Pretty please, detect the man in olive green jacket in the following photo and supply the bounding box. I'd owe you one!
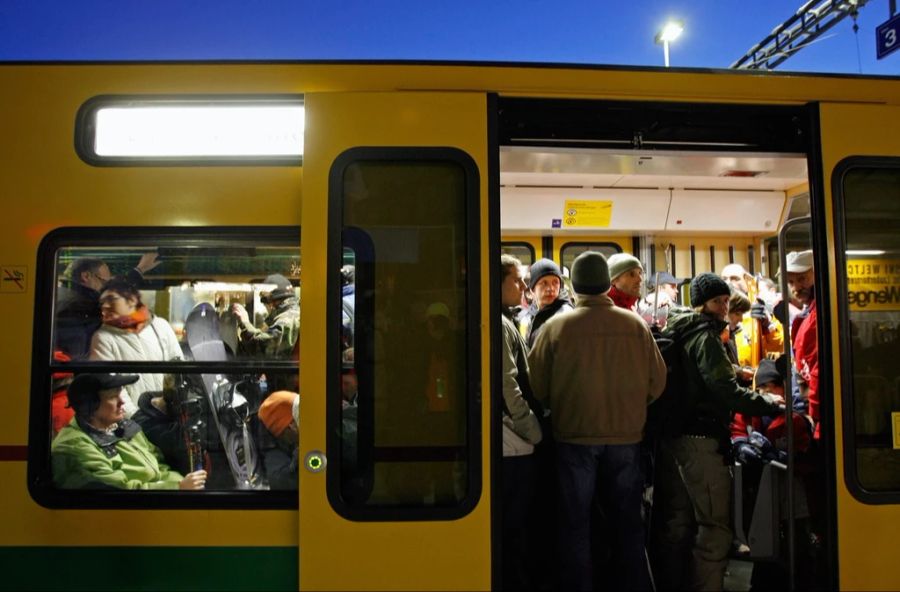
[528,251,666,591]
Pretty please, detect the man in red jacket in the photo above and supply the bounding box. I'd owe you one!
[786,250,820,439]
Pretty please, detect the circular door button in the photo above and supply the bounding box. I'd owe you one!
[304,450,327,473]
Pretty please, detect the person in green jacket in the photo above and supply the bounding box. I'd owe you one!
[649,273,785,592]
[52,373,207,490]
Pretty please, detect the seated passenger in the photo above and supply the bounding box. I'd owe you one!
[258,391,299,490]
[231,274,300,359]
[89,277,184,417]
[50,350,75,435]
[51,373,207,490]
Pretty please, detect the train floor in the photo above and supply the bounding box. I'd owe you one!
[723,559,753,592]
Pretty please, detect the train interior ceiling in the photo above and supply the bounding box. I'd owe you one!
[499,145,809,278]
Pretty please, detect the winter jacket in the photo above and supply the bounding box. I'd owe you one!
[792,300,819,438]
[238,297,300,358]
[89,315,184,417]
[731,314,785,368]
[51,417,184,490]
[523,298,573,350]
[667,310,782,443]
[528,293,666,445]
[54,268,146,360]
[501,314,543,457]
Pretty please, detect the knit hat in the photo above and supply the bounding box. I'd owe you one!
[607,253,643,281]
[690,273,731,307]
[259,391,300,437]
[528,258,563,290]
[754,356,787,388]
[260,274,294,304]
[571,252,611,295]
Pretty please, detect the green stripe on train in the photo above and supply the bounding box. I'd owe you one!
[0,546,297,591]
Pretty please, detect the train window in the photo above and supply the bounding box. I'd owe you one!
[835,158,900,499]
[328,148,481,520]
[560,241,622,273]
[75,96,304,166]
[501,242,535,266]
[29,227,301,508]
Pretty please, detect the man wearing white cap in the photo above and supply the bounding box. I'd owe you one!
[786,250,820,439]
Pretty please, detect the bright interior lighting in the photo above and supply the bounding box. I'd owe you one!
[846,250,886,256]
[658,21,684,43]
[94,104,304,157]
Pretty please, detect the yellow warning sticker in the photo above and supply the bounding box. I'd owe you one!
[893,412,900,450]
[562,200,613,228]
[0,265,26,293]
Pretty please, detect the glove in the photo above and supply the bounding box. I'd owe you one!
[733,438,762,464]
[751,299,769,322]
[749,430,778,461]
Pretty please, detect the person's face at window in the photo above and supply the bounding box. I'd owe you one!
[614,267,644,298]
[99,289,138,322]
[91,387,126,429]
[787,269,815,305]
[501,266,527,309]
[662,283,679,301]
[533,275,560,310]
[758,382,785,397]
[703,294,730,322]
[82,264,111,292]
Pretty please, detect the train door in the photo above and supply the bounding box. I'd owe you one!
[816,103,900,591]
[299,92,491,590]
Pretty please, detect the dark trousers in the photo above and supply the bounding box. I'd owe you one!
[556,442,650,592]
[502,454,537,591]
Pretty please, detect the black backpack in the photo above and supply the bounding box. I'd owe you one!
[644,321,711,442]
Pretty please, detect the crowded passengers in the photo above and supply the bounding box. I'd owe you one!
[500,251,819,591]
[50,256,301,492]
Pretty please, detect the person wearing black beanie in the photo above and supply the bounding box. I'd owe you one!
[521,258,573,349]
[648,272,785,591]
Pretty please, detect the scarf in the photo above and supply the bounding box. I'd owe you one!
[609,286,639,311]
[105,305,152,333]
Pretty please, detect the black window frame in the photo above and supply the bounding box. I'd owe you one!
[559,241,623,270]
[500,241,536,266]
[833,155,900,505]
[75,95,305,167]
[326,147,482,521]
[28,226,301,510]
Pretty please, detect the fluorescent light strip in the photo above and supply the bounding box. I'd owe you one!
[846,250,886,256]
[95,105,304,157]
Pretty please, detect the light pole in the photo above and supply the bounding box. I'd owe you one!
[655,20,684,67]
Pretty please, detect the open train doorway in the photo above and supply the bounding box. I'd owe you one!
[495,97,831,590]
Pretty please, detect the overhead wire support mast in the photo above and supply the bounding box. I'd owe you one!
[731,0,870,70]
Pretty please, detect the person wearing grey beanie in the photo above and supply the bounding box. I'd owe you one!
[606,253,644,311]
[528,249,666,591]
[521,258,573,349]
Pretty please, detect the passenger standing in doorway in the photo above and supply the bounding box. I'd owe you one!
[521,259,573,349]
[786,251,819,439]
[529,251,666,591]
[499,255,543,590]
[649,273,784,591]
[607,253,644,312]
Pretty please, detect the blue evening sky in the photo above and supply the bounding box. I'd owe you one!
[1,0,897,75]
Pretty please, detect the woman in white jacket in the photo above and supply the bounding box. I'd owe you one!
[89,277,183,418]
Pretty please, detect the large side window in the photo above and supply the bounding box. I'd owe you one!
[29,228,300,508]
[501,241,535,267]
[328,148,480,520]
[836,158,900,500]
[560,241,622,273]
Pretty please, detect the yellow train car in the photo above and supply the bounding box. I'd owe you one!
[0,62,899,590]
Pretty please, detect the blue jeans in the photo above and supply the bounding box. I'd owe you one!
[556,442,650,591]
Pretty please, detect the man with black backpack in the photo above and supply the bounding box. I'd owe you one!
[648,273,785,591]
